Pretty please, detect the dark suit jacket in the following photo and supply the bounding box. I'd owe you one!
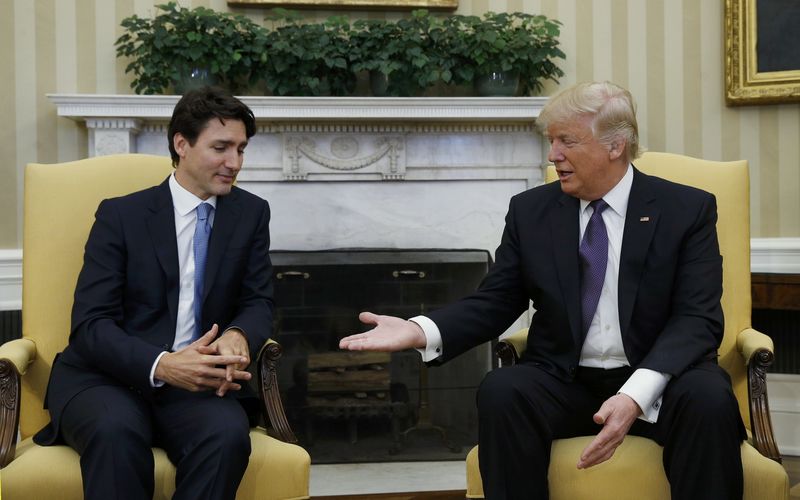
[35,177,274,445]
[428,167,724,382]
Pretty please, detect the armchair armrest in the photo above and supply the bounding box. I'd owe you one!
[0,339,36,375]
[738,327,774,363]
[0,338,36,468]
[256,339,297,444]
[737,328,781,463]
[495,329,529,367]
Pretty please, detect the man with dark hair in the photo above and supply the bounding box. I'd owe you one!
[167,87,257,166]
[34,86,273,500]
[340,81,745,500]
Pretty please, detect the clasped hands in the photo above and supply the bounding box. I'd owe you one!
[154,324,251,397]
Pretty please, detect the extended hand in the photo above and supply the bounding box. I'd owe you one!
[339,312,427,352]
[577,393,642,469]
[155,324,251,394]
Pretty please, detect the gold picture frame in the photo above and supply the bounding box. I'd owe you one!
[725,0,800,105]
[228,0,458,9]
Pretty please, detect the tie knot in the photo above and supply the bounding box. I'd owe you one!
[589,199,609,215]
[196,203,212,221]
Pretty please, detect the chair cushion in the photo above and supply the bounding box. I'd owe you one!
[1,430,310,500]
[466,437,788,500]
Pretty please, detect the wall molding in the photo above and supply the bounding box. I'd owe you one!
[2,237,800,311]
[0,249,22,311]
[751,237,800,274]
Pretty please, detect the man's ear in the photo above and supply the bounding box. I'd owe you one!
[608,139,625,161]
[173,133,188,160]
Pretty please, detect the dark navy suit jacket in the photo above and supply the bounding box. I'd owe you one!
[35,177,274,445]
[428,167,724,381]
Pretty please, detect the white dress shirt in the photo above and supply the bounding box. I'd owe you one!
[413,164,669,422]
[149,174,217,386]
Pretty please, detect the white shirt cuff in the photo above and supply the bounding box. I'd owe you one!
[410,315,443,362]
[618,368,671,423]
[150,351,168,388]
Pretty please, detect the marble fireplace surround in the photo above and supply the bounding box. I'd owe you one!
[49,95,548,256]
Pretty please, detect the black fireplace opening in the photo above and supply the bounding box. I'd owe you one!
[269,249,493,464]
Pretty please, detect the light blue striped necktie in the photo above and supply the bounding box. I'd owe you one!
[193,202,213,339]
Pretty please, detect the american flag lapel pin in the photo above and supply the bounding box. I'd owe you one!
[640,216,650,222]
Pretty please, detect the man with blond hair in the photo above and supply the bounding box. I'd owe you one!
[340,81,745,499]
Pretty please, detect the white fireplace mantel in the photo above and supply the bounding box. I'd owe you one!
[48,94,548,122]
[49,95,549,177]
[48,94,547,255]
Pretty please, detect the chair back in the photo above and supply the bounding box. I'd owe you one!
[546,152,752,426]
[21,154,174,439]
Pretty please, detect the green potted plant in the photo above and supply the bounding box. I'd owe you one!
[115,2,268,95]
[443,12,565,96]
[262,9,355,96]
[350,10,451,97]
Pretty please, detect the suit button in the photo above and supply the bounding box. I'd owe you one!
[162,344,170,350]
[568,365,576,375]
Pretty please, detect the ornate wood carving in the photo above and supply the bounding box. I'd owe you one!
[0,359,21,468]
[282,134,406,181]
[257,341,298,444]
[747,348,782,463]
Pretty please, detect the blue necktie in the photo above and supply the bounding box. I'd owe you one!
[579,199,609,336]
[193,202,213,338]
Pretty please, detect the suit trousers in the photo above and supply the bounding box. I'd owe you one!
[59,384,251,500]
[476,361,744,500]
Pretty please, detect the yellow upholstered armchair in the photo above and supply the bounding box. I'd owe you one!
[0,154,310,499]
[465,152,789,499]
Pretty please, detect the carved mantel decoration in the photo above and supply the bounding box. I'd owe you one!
[282,128,406,180]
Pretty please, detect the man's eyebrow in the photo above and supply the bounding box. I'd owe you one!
[213,139,249,147]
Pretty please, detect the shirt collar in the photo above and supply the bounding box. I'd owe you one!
[169,173,217,217]
[579,163,634,217]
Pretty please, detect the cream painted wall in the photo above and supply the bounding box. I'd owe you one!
[1,0,799,249]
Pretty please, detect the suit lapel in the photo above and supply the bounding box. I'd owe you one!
[618,168,659,338]
[203,188,242,302]
[145,179,180,327]
[550,193,582,346]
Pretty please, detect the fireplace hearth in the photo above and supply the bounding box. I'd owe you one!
[270,249,493,464]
